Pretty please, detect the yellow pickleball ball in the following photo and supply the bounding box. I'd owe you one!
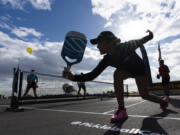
[26,48,33,54]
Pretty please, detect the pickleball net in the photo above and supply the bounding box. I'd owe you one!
[13,69,129,105]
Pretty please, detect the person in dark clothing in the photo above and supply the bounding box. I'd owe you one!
[157,59,170,102]
[77,73,86,96]
[23,69,38,98]
[63,30,168,123]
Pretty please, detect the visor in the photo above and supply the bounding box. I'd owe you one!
[90,38,98,45]
[90,31,115,45]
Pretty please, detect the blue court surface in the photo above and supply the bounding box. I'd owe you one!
[0,96,180,135]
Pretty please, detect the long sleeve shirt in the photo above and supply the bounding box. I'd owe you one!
[73,33,153,82]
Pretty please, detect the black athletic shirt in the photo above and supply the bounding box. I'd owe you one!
[73,33,153,82]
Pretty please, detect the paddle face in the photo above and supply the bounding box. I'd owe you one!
[61,31,87,67]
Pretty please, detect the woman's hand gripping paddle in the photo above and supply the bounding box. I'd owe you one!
[61,31,87,78]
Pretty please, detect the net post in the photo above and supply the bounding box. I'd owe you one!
[18,71,23,100]
[126,84,129,97]
[6,67,24,112]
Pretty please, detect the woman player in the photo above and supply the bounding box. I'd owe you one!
[63,30,168,123]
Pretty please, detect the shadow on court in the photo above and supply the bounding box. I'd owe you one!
[103,109,178,135]
[140,109,178,135]
[104,119,127,135]
[170,98,180,108]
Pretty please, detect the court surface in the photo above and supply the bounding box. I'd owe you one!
[0,96,180,135]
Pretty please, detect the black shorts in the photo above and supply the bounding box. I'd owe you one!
[162,77,170,86]
[127,64,146,77]
[27,82,37,89]
[124,55,147,77]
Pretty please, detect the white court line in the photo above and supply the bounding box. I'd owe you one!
[25,107,180,121]
[1,105,180,121]
[102,100,146,114]
[126,100,146,108]
[0,100,145,114]
[0,105,9,107]
[128,114,180,121]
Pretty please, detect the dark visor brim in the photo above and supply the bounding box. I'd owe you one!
[90,38,98,45]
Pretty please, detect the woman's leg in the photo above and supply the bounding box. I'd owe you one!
[114,69,131,108]
[78,86,81,95]
[163,84,170,97]
[162,77,170,97]
[135,76,164,104]
[33,87,38,98]
[83,85,86,96]
[111,69,130,122]
[23,86,31,97]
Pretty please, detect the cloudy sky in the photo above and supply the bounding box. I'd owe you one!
[0,0,180,95]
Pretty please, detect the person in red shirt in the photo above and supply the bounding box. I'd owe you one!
[157,59,170,102]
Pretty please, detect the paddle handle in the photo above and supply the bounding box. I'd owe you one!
[66,64,71,70]
[63,64,71,78]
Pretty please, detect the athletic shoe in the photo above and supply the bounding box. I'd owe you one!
[160,99,168,111]
[111,108,128,123]
[163,96,170,103]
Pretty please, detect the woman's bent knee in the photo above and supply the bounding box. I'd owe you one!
[140,93,149,100]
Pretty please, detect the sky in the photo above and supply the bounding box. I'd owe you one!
[0,0,180,96]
